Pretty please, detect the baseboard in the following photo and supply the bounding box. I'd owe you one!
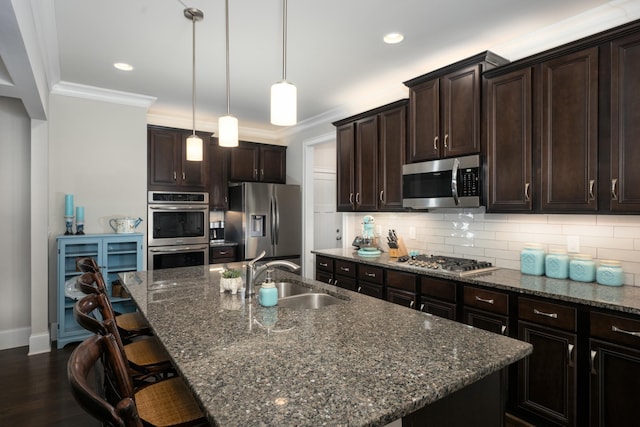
[28,331,51,355]
[0,327,30,350]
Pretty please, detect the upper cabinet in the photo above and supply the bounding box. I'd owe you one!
[148,125,209,191]
[228,141,286,183]
[209,138,229,210]
[404,52,508,162]
[334,100,408,212]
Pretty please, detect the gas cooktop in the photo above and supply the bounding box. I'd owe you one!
[398,254,498,276]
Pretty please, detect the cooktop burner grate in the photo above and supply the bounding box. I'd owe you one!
[403,254,497,276]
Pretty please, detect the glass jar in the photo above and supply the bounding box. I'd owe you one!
[521,243,545,276]
[569,254,596,282]
[545,249,569,279]
[259,282,278,307]
[596,260,624,287]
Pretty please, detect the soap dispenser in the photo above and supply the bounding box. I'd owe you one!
[259,269,278,307]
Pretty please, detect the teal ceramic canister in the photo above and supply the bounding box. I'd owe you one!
[596,260,624,287]
[259,282,278,307]
[569,254,596,282]
[545,249,569,279]
[521,243,546,276]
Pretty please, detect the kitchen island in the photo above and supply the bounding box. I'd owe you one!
[119,264,532,426]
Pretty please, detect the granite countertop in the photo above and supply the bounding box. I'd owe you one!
[313,248,640,316]
[120,264,532,427]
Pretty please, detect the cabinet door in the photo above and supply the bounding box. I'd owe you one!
[442,64,481,157]
[259,145,286,183]
[589,338,640,427]
[316,270,333,285]
[358,281,384,299]
[540,47,598,211]
[336,123,355,211]
[209,141,229,210]
[464,307,509,336]
[486,68,533,212]
[148,127,180,188]
[610,33,640,212]
[229,143,259,182]
[386,288,417,309]
[354,115,378,211]
[180,132,208,189]
[378,104,406,210]
[420,297,457,320]
[408,78,440,162]
[518,321,576,426]
[334,274,357,291]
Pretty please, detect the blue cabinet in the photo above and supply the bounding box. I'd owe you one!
[56,233,143,348]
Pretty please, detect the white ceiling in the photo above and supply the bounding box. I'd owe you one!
[2,0,639,135]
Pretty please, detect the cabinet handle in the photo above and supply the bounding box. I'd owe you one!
[589,179,595,200]
[590,349,598,375]
[261,169,264,178]
[433,136,438,151]
[475,296,494,305]
[254,169,258,179]
[319,262,328,267]
[533,308,558,319]
[501,325,507,335]
[410,300,415,309]
[327,278,334,285]
[355,193,360,204]
[611,178,618,200]
[379,190,384,202]
[349,193,354,204]
[224,196,228,204]
[219,251,228,255]
[420,303,425,311]
[340,266,350,272]
[612,325,640,338]
[524,183,531,202]
[366,272,376,278]
[357,286,362,293]
[182,172,186,181]
[444,134,449,149]
[173,171,177,181]
[568,343,575,368]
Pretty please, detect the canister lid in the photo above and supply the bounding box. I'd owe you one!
[572,253,593,260]
[523,243,544,250]
[548,249,567,255]
[599,259,621,267]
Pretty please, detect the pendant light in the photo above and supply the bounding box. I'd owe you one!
[184,7,204,161]
[218,0,239,147]
[270,0,297,126]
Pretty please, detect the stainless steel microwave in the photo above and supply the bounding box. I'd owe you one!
[402,154,481,209]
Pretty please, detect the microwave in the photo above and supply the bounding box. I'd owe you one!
[402,154,481,209]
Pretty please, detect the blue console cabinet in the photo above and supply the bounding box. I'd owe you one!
[56,233,143,348]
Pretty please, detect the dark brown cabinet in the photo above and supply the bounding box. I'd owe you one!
[485,68,533,212]
[463,286,510,335]
[385,269,417,309]
[540,47,599,212]
[517,297,578,426]
[405,52,507,162]
[608,32,640,212]
[333,259,357,291]
[419,276,458,321]
[228,142,286,183]
[357,264,384,299]
[315,255,334,284]
[148,126,208,191]
[334,100,407,212]
[208,140,229,210]
[589,311,640,427]
[209,245,237,264]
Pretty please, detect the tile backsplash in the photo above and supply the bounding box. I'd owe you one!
[345,209,640,286]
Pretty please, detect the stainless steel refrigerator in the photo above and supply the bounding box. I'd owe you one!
[225,182,301,261]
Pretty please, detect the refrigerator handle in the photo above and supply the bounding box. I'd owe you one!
[274,193,280,245]
[270,197,276,246]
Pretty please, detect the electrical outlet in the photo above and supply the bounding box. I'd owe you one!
[567,236,580,253]
[409,226,416,239]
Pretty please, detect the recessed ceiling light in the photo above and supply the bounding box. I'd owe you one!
[113,62,133,71]
[383,32,404,44]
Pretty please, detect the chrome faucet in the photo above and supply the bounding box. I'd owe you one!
[245,250,301,297]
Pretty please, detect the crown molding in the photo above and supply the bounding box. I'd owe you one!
[51,81,156,109]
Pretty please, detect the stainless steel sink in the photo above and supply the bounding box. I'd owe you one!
[277,293,344,310]
[273,281,313,298]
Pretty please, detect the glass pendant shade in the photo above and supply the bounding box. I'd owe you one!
[270,80,297,126]
[186,134,203,161]
[218,115,238,147]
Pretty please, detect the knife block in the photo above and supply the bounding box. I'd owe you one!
[388,237,408,258]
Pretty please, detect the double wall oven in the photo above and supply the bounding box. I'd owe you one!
[147,191,209,270]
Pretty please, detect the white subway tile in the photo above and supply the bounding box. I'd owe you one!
[613,227,640,239]
[496,259,520,270]
[484,213,511,222]
[596,215,640,226]
[562,224,613,237]
[581,236,634,250]
[548,214,597,225]
[453,246,485,257]
[474,239,509,250]
[485,248,521,260]
[596,248,640,263]
[508,214,549,224]
[485,222,523,232]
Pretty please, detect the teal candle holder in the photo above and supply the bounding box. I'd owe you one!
[64,216,74,235]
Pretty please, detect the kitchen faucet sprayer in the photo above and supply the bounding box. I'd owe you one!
[245,250,301,297]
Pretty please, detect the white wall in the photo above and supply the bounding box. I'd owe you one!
[345,210,640,287]
[48,94,148,328]
[0,97,32,349]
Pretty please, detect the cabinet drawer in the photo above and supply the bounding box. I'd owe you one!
[210,246,237,260]
[419,276,457,303]
[316,255,333,272]
[334,260,356,278]
[591,311,640,348]
[386,270,417,293]
[358,265,384,285]
[463,286,509,315]
[518,297,576,332]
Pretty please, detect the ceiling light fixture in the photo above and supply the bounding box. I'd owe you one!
[113,62,133,71]
[184,7,204,161]
[270,0,297,126]
[383,32,404,44]
[218,0,239,147]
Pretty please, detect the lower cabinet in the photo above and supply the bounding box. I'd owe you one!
[209,245,237,264]
[386,270,417,309]
[517,297,578,426]
[463,286,510,335]
[334,259,357,291]
[315,255,334,284]
[589,311,640,426]
[57,233,143,349]
[419,276,458,320]
[357,264,384,299]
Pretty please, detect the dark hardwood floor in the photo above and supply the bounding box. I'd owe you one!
[0,342,99,427]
